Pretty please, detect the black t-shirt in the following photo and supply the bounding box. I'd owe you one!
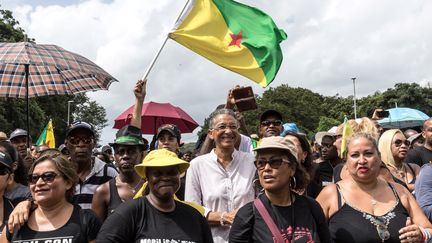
[229,194,332,243]
[405,146,432,166]
[317,161,334,187]
[96,197,214,243]
[7,204,101,242]
[1,197,14,235]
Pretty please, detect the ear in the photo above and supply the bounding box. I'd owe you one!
[208,129,215,140]
[11,162,18,171]
[422,131,426,139]
[65,180,74,191]
[7,173,14,185]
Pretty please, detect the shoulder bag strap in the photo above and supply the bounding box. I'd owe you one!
[254,198,285,243]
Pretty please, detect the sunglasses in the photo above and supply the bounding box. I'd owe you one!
[394,139,410,147]
[28,171,59,184]
[260,120,282,127]
[68,136,93,146]
[0,166,11,176]
[255,158,291,170]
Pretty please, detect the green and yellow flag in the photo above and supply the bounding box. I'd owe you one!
[169,0,287,87]
[36,119,55,148]
[340,116,353,159]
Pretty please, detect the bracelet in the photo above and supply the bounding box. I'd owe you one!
[220,212,226,226]
[419,226,431,242]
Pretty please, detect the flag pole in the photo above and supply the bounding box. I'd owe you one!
[141,0,191,80]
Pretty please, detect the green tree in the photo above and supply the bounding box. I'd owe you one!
[0,7,108,144]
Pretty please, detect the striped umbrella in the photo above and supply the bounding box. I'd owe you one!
[0,42,118,146]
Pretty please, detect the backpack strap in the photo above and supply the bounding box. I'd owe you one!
[254,198,285,243]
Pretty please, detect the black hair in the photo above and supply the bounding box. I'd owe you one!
[284,132,316,178]
[0,140,27,185]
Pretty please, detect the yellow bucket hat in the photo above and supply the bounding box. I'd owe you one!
[134,149,189,179]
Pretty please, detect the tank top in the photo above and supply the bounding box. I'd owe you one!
[329,183,409,243]
[107,178,123,216]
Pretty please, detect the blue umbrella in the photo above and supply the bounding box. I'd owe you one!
[378,107,430,129]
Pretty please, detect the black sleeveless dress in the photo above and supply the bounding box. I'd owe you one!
[329,183,409,243]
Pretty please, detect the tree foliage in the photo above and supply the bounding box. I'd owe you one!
[0,7,107,145]
[198,82,431,139]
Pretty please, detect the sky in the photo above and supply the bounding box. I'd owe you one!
[1,0,431,146]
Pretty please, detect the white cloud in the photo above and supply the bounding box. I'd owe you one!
[2,0,432,145]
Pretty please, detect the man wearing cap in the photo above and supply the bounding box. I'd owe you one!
[101,145,114,164]
[92,125,147,220]
[9,129,32,172]
[315,132,342,187]
[251,110,284,149]
[408,133,424,150]
[65,121,118,209]
[406,118,432,166]
[97,149,213,243]
[0,151,15,232]
[185,108,256,243]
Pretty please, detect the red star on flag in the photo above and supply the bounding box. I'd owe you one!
[229,31,243,48]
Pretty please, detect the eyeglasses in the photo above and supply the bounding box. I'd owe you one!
[28,171,59,184]
[68,136,93,146]
[260,120,282,127]
[394,139,410,147]
[255,158,291,170]
[0,166,11,176]
[212,124,239,131]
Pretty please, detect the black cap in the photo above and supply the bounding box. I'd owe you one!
[66,121,95,137]
[101,145,112,153]
[9,128,28,141]
[157,124,181,144]
[260,110,283,122]
[0,151,13,169]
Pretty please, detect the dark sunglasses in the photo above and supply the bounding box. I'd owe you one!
[68,136,93,146]
[260,120,282,127]
[255,158,291,170]
[394,139,410,147]
[28,171,59,184]
[0,166,11,176]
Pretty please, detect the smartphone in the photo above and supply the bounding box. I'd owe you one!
[377,110,390,118]
[232,86,257,112]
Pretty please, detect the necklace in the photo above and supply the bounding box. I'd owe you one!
[363,212,395,242]
[123,178,143,194]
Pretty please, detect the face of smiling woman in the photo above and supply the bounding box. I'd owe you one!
[146,166,180,201]
[29,160,73,206]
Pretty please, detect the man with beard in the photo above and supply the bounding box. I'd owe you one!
[92,125,146,220]
[406,118,432,166]
[65,121,118,209]
[315,133,343,187]
[9,129,33,173]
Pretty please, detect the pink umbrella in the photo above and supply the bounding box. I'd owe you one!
[113,101,199,134]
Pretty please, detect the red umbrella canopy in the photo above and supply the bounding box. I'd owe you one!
[113,101,199,134]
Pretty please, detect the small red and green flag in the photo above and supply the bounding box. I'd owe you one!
[169,0,287,87]
[36,119,55,148]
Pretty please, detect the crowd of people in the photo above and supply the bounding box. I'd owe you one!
[0,79,432,243]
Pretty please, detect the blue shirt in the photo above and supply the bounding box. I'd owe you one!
[415,164,432,221]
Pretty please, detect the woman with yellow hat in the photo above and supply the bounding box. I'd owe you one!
[96,149,213,242]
